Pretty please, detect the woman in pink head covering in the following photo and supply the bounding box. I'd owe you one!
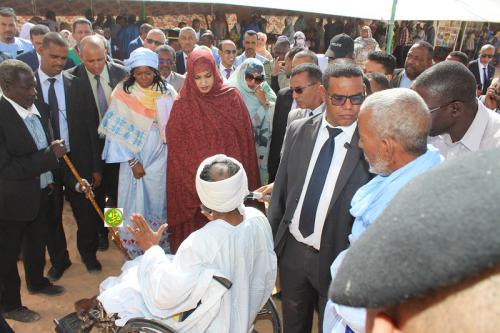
[166,47,261,252]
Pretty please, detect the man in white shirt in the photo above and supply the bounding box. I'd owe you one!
[413,60,500,160]
[268,62,371,333]
[392,41,433,88]
[94,155,277,332]
[218,39,236,81]
[0,7,33,58]
[234,30,269,68]
[287,63,325,128]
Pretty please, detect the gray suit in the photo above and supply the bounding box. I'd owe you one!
[268,114,371,332]
[286,104,326,129]
[168,71,186,93]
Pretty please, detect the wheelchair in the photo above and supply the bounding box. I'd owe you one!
[55,275,281,333]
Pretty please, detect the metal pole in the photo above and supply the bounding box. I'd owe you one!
[386,0,398,54]
[459,21,468,51]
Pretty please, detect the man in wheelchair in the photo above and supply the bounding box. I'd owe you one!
[56,155,277,332]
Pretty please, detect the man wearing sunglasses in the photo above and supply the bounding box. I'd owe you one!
[286,64,325,128]
[155,44,185,93]
[143,29,166,52]
[468,44,495,95]
[268,62,371,333]
[218,40,237,81]
[413,61,500,160]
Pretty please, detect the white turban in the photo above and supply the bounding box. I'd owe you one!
[195,154,249,214]
[125,47,159,71]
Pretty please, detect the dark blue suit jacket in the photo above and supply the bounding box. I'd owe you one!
[16,49,75,72]
[175,50,186,74]
[468,59,496,95]
[127,37,142,59]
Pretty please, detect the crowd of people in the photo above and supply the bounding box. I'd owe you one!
[0,5,500,333]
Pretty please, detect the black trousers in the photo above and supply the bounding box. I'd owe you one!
[0,188,52,312]
[279,234,327,333]
[95,162,120,237]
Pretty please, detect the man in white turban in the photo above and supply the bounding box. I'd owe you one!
[95,154,277,332]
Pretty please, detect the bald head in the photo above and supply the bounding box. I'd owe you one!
[80,35,105,53]
[80,35,107,76]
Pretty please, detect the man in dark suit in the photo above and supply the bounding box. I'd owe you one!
[175,27,197,75]
[35,32,102,280]
[268,62,371,333]
[126,23,152,59]
[16,24,75,71]
[468,44,496,95]
[268,50,318,183]
[0,59,66,322]
[67,35,128,250]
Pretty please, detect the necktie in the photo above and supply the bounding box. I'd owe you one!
[299,127,343,238]
[224,68,232,79]
[94,74,108,120]
[308,110,314,117]
[483,67,488,89]
[345,326,355,333]
[47,78,60,138]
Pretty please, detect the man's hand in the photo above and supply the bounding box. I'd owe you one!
[76,179,94,198]
[484,86,498,110]
[127,213,167,252]
[254,183,274,202]
[271,57,281,77]
[50,139,66,159]
[131,162,146,179]
[91,172,102,189]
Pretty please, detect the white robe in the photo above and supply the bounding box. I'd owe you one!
[98,207,277,332]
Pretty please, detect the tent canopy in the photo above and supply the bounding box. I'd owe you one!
[125,0,500,22]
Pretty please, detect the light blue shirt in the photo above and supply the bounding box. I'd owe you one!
[3,96,54,189]
[0,37,33,58]
[399,70,413,88]
[37,69,70,152]
[234,52,268,69]
[324,146,443,333]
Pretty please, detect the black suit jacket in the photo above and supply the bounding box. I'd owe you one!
[35,70,101,189]
[16,49,75,72]
[268,87,293,183]
[175,50,186,74]
[468,59,496,95]
[268,115,371,293]
[0,97,59,221]
[390,68,405,88]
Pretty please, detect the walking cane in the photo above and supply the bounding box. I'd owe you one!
[62,155,131,260]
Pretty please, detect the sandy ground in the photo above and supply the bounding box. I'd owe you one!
[7,202,321,332]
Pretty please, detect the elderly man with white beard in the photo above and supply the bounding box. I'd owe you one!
[69,155,277,332]
[323,88,443,333]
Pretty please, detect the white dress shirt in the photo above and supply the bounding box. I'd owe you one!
[289,115,357,250]
[429,102,500,160]
[218,63,235,80]
[37,68,70,151]
[478,61,489,87]
[399,70,413,88]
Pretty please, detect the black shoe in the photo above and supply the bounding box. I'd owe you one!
[97,233,109,251]
[47,260,72,282]
[84,258,102,273]
[28,284,65,296]
[3,306,41,322]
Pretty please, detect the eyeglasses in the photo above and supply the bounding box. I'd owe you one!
[146,38,164,46]
[245,73,265,84]
[223,49,237,55]
[480,54,494,59]
[428,100,462,113]
[290,82,317,95]
[328,93,365,106]
[159,59,174,65]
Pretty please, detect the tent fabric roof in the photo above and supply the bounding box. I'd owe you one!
[124,0,500,22]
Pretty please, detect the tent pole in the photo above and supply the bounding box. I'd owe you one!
[458,21,468,51]
[386,0,398,54]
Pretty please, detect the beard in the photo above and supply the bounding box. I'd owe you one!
[365,154,391,176]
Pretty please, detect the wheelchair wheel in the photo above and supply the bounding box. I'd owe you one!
[117,318,177,333]
[253,297,282,333]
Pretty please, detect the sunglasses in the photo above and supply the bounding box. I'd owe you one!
[223,49,237,55]
[159,59,174,65]
[290,82,316,95]
[480,54,494,58]
[146,38,164,46]
[245,73,265,84]
[428,100,463,113]
[329,93,365,106]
